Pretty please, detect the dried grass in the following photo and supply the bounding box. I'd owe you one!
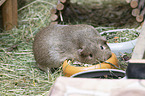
[0,0,61,95]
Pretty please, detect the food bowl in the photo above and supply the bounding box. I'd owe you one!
[63,53,119,77]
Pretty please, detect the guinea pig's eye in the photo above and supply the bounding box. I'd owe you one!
[100,46,104,50]
[89,54,93,57]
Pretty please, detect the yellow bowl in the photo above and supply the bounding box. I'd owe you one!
[62,53,119,77]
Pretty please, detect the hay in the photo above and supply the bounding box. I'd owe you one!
[0,0,61,95]
[0,0,141,95]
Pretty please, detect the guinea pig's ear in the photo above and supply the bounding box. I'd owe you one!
[78,48,83,55]
[78,46,86,56]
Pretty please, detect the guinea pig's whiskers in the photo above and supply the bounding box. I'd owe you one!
[104,61,120,69]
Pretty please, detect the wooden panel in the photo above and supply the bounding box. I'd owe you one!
[48,77,145,96]
[12,0,18,27]
[131,22,145,59]
[2,0,18,30]
[129,59,145,63]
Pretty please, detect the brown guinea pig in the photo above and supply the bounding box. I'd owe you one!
[33,24,112,73]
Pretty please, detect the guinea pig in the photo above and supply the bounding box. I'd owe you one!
[33,24,112,73]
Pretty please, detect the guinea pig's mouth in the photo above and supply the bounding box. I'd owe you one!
[92,54,113,65]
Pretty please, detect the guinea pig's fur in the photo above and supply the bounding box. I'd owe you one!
[33,24,112,72]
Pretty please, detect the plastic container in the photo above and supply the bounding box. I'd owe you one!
[107,39,137,56]
[100,29,139,56]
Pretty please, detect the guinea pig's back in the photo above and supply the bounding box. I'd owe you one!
[33,25,63,71]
